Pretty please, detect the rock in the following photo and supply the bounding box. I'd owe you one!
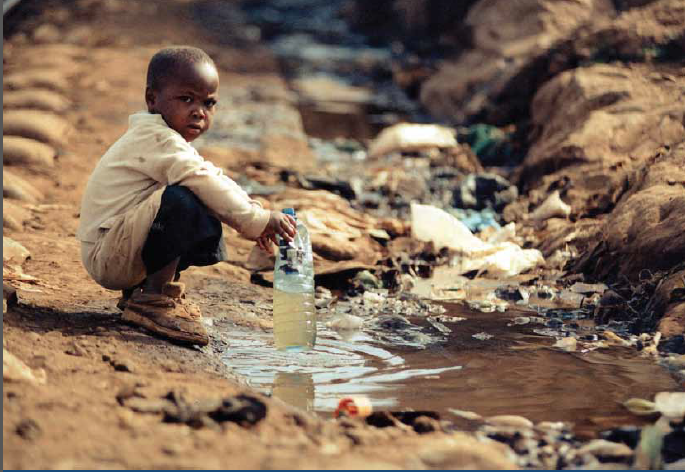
[16,419,42,440]
[417,433,518,470]
[3,69,70,92]
[578,439,634,460]
[3,283,18,314]
[486,415,534,429]
[3,89,72,114]
[517,64,685,190]
[3,136,56,167]
[420,0,616,124]
[448,408,482,421]
[3,237,31,265]
[32,23,63,43]
[3,348,47,385]
[109,356,136,373]
[575,143,685,280]
[453,173,518,212]
[3,110,72,147]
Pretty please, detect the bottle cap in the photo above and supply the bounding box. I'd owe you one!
[282,208,296,216]
[334,396,373,418]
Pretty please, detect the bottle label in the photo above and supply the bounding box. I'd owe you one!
[279,242,304,275]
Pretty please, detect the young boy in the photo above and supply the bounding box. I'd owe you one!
[77,46,295,346]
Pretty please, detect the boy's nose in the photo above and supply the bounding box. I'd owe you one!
[191,108,205,118]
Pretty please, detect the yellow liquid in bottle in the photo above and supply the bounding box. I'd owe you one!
[273,289,316,351]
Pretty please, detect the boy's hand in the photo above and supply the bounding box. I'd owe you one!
[256,211,296,254]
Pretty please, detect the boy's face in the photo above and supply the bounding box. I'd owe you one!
[146,61,219,142]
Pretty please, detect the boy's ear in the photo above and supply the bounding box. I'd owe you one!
[145,87,156,111]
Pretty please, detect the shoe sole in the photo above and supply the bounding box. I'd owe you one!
[122,309,209,346]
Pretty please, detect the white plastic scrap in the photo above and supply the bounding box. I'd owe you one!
[654,392,685,420]
[553,337,577,352]
[411,204,545,277]
[530,190,571,221]
[368,123,458,158]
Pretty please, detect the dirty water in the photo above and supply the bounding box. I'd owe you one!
[222,301,679,436]
[193,0,681,438]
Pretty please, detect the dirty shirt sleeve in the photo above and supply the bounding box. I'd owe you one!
[141,135,270,240]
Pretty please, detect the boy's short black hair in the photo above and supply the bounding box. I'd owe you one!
[146,46,216,91]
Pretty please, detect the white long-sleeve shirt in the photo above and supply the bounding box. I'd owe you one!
[77,112,270,243]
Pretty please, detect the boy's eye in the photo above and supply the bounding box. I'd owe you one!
[179,96,192,103]
[205,99,217,109]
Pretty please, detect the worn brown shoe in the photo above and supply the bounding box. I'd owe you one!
[121,288,208,346]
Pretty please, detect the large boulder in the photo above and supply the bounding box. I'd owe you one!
[515,63,685,193]
[419,0,685,126]
[575,142,685,280]
[420,0,615,124]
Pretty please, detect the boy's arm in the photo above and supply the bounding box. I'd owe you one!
[145,139,270,239]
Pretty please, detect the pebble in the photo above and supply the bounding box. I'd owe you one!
[15,418,42,440]
[577,439,633,459]
[472,332,493,341]
[448,408,482,421]
[485,415,534,429]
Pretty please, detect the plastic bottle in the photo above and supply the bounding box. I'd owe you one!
[273,208,316,351]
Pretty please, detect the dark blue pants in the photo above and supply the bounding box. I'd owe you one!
[141,185,227,277]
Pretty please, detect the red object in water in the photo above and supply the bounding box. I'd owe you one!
[334,396,373,418]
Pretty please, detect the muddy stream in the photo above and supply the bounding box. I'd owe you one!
[192,0,680,438]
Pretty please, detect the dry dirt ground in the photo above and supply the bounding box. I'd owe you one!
[2,0,521,469]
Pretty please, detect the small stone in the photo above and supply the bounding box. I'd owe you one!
[485,415,534,429]
[110,357,136,373]
[16,419,41,440]
[472,332,494,341]
[3,283,18,313]
[448,408,482,421]
[577,439,633,460]
[33,24,62,43]
[3,237,31,265]
[65,341,87,357]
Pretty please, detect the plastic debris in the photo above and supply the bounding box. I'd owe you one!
[459,123,518,166]
[450,207,501,232]
[411,204,544,277]
[368,123,457,158]
[553,337,577,352]
[472,332,494,341]
[530,190,571,221]
[654,392,685,420]
[326,314,364,331]
[453,173,518,212]
[334,396,373,418]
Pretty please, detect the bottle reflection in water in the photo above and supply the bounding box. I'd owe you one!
[272,372,315,412]
[274,208,316,351]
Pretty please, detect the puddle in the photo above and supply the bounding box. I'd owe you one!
[222,302,680,436]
